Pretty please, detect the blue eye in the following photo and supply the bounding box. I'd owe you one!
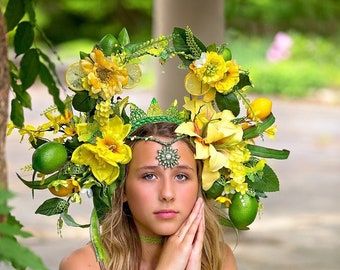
[143,173,156,181]
[175,174,188,181]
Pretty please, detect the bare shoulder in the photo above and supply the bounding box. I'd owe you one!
[59,244,100,270]
[222,242,237,270]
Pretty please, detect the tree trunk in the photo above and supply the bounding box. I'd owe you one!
[0,8,10,216]
[152,0,225,108]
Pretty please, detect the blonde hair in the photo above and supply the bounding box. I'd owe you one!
[100,122,226,269]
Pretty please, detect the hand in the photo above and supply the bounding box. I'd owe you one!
[156,197,205,270]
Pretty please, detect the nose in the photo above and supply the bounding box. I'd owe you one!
[159,178,175,202]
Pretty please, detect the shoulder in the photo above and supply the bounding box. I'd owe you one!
[222,242,237,270]
[59,244,100,270]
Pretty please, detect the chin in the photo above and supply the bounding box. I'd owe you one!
[152,224,179,236]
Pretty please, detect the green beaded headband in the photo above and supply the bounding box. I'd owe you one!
[129,98,185,134]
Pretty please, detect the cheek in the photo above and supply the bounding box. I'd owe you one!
[178,183,199,210]
[124,180,154,208]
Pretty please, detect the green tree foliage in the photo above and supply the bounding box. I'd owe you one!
[225,0,339,37]
[3,0,65,127]
[0,187,48,270]
[36,0,153,44]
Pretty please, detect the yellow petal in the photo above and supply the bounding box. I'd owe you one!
[202,160,220,191]
[208,145,229,171]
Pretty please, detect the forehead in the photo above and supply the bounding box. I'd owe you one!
[130,138,195,167]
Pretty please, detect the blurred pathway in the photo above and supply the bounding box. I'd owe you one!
[5,85,340,270]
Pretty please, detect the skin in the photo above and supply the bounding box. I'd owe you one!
[59,138,237,270]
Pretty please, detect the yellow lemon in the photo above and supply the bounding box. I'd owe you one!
[124,63,142,89]
[48,179,78,197]
[247,97,272,120]
[65,62,86,91]
[184,72,210,96]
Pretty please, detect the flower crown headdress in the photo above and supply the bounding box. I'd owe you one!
[9,26,289,262]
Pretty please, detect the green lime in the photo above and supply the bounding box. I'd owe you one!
[72,91,96,112]
[221,47,232,61]
[98,34,119,56]
[32,142,68,174]
[206,179,225,199]
[229,192,259,229]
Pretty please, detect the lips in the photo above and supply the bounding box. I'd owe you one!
[154,209,179,219]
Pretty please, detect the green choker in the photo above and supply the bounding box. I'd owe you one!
[139,235,164,244]
[128,135,186,168]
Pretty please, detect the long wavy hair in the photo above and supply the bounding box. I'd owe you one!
[100,122,226,269]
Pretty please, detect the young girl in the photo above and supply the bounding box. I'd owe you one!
[11,27,286,270]
[59,122,237,270]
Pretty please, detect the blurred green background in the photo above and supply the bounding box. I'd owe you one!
[2,0,339,98]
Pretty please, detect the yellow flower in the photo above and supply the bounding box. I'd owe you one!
[176,101,243,190]
[40,109,73,134]
[6,122,15,136]
[80,49,129,100]
[63,123,77,137]
[189,52,240,95]
[215,196,232,207]
[230,180,248,195]
[71,116,131,184]
[191,52,227,86]
[18,125,44,143]
[214,60,240,94]
[265,125,277,140]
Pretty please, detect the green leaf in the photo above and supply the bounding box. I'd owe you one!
[92,185,111,221]
[19,48,40,90]
[243,113,276,140]
[247,144,290,159]
[172,27,207,66]
[38,49,64,88]
[118,27,130,46]
[0,223,32,238]
[10,98,24,128]
[14,88,32,109]
[235,71,252,90]
[14,21,34,55]
[60,212,89,228]
[90,209,108,262]
[23,0,36,25]
[249,164,280,192]
[16,172,62,189]
[4,0,25,32]
[215,91,240,116]
[39,62,66,114]
[35,198,70,216]
[0,188,14,205]
[0,237,48,270]
[218,215,234,227]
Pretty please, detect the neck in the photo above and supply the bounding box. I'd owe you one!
[140,238,163,270]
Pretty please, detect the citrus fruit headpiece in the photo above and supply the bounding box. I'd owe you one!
[10,27,290,258]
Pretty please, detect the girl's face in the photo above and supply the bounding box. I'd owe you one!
[124,138,199,238]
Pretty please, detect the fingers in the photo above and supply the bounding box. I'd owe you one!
[176,197,204,243]
[156,198,205,270]
[182,200,205,270]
